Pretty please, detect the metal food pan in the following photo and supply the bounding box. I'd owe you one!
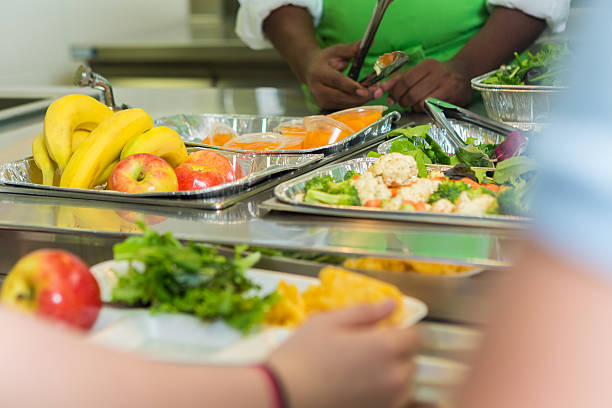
[377,119,505,156]
[471,70,566,131]
[156,112,400,156]
[274,157,528,229]
[0,148,323,209]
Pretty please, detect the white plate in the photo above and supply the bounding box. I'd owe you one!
[90,260,428,365]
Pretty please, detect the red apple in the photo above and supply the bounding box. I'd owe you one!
[0,250,101,330]
[108,153,178,193]
[184,150,238,182]
[115,210,167,226]
[175,163,225,191]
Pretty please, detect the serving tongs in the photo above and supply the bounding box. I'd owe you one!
[424,98,520,150]
[359,51,410,87]
[348,0,394,81]
[73,65,127,111]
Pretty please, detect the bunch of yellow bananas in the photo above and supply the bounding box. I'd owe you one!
[32,94,188,189]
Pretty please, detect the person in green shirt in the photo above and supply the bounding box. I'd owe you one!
[237,1,569,111]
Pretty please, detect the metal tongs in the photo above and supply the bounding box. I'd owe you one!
[359,51,410,87]
[348,0,394,81]
[73,65,126,111]
[424,98,520,150]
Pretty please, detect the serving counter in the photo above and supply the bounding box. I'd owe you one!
[0,86,524,324]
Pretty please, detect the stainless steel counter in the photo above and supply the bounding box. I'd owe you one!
[0,86,524,324]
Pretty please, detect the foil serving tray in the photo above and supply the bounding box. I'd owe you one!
[155,112,400,155]
[471,70,566,131]
[273,157,528,229]
[0,148,323,210]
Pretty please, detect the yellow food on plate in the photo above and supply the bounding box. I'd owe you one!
[265,267,404,327]
[343,257,475,275]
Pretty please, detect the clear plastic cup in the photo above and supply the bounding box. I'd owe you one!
[329,105,388,133]
[201,123,238,147]
[223,132,304,151]
[302,116,355,149]
[274,120,307,139]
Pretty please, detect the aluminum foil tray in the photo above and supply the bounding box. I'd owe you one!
[377,119,504,156]
[156,112,400,155]
[273,157,528,229]
[0,148,323,210]
[471,70,566,131]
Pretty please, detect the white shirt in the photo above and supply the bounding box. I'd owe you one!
[236,0,570,50]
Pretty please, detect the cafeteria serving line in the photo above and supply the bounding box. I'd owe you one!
[3,1,607,408]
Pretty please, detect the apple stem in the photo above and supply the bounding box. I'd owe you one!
[136,172,145,182]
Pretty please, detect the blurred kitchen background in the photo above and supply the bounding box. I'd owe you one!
[0,0,591,89]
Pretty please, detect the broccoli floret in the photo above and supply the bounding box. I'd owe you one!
[342,171,359,181]
[428,180,470,204]
[497,179,533,216]
[467,187,497,200]
[305,175,333,191]
[304,189,360,206]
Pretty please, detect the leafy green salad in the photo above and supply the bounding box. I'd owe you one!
[482,42,569,86]
[111,226,278,333]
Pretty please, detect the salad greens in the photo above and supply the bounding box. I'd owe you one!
[111,225,278,334]
[482,42,569,86]
[303,175,361,206]
[493,156,537,185]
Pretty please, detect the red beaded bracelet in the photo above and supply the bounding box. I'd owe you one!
[256,363,289,408]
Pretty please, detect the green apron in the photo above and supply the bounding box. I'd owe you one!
[305,0,488,110]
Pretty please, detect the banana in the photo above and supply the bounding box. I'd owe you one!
[71,129,91,153]
[32,133,56,186]
[60,108,153,189]
[120,126,188,167]
[93,160,118,187]
[43,94,113,172]
[77,122,98,132]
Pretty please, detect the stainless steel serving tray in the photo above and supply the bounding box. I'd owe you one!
[471,70,566,131]
[273,157,528,229]
[156,112,400,155]
[377,119,505,156]
[0,148,323,210]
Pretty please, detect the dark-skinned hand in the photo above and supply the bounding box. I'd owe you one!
[373,59,474,111]
[302,42,373,110]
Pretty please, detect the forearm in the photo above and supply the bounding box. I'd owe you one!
[263,5,320,83]
[0,309,270,408]
[451,6,546,79]
[457,242,612,408]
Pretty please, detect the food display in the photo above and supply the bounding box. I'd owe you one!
[0,249,102,330]
[84,228,418,334]
[198,106,387,152]
[374,124,528,168]
[344,258,476,276]
[482,42,569,87]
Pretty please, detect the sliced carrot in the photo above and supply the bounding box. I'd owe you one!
[484,183,500,193]
[461,177,480,189]
[364,199,382,208]
[403,200,427,212]
[390,187,400,198]
[353,174,360,180]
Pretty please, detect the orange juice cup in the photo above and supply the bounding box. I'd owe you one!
[329,105,388,133]
[202,123,237,146]
[223,132,292,151]
[302,116,355,150]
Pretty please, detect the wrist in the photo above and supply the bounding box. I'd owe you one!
[447,56,473,80]
[255,363,290,408]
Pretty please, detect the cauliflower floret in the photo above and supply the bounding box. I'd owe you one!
[398,179,441,203]
[367,153,418,187]
[427,170,445,180]
[431,199,455,213]
[350,172,391,204]
[453,192,497,216]
[381,195,403,211]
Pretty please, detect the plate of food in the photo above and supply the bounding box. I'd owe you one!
[89,228,428,365]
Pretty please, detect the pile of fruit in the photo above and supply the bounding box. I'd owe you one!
[33,94,239,193]
[201,106,387,151]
